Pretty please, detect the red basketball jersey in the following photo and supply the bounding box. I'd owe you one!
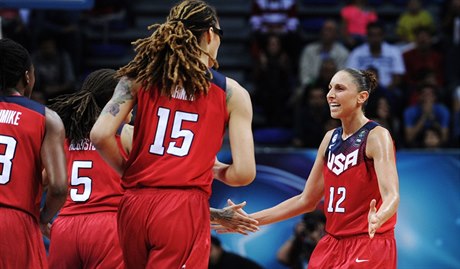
[0,96,46,221]
[123,69,229,196]
[323,121,397,237]
[58,137,125,216]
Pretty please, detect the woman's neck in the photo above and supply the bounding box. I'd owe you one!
[3,87,23,96]
[341,112,368,139]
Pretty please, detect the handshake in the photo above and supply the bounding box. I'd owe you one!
[210,199,259,235]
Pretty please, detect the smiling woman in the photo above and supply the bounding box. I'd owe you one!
[246,68,400,269]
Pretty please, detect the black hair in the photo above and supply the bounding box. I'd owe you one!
[343,68,378,94]
[0,38,32,93]
[49,69,119,142]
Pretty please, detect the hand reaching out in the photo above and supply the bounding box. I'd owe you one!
[368,199,381,239]
[211,199,259,235]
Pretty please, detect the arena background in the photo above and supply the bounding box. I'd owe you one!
[3,0,459,268]
[210,149,460,269]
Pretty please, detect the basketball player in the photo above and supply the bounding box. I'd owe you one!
[90,1,258,268]
[0,38,67,269]
[225,68,400,269]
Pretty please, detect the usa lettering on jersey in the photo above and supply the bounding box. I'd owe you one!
[327,148,359,175]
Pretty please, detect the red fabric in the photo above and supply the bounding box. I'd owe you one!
[308,231,396,269]
[58,137,123,216]
[48,212,124,269]
[0,96,46,221]
[323,122,397,237]
[118,188,211,269]
[123,78,228,196]
[0,208,48,269]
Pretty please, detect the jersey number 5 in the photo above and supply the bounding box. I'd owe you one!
[149,107,198,157]
[70,161,93,202]
[0,135,17,184]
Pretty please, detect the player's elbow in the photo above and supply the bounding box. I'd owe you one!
[230,167,256,186]
[90,126,110,148]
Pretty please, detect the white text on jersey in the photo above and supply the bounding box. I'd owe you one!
[69,139,96,151]
[0,109,22,126]
[327,149,359,175]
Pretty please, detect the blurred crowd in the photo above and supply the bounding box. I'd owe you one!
[1,0,459,150]
[249,0,459,149]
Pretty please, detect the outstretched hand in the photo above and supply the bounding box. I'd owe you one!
[211,199,259,235]
[368,199,381,239]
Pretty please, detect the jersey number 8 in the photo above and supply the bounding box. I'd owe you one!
[0,135,17,184]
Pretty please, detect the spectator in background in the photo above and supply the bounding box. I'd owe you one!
[346,22,406,91]
[249,0,301,63]
[31,32,76,102]
[253,34,294,128]
[209,236,263,269]
[29,10,83,74]
[276,210,326,269]
[250,0,299,34]
[298,19,349,89]
[396,0,435,46]
[0,8,32,49]
[404,84,451,147]
[340,0,378,49]
[421,126,444,149]
[291,58,338,111]
[365,66,404,126]
[367,95,401,146]
[403,26,444,98]
[440,0,460,95]
[292,84,338,148]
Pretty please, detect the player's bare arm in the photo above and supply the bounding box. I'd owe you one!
[250,130,332,226]
[121,124,134,156]
[218,78,255,186]
[366,126,400,238]
[101,77,135,117]
[40,108,68,225]
[91,77,138,175]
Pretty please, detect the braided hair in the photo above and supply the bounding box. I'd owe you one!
[117,0,219,101]
[0,38,32,94]
[49,69,119,142]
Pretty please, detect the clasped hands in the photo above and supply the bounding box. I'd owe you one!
[211,199,259,235]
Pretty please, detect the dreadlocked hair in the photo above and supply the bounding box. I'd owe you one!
[49,69,119,142]
[0,38,32,94]
[116,0,219,101]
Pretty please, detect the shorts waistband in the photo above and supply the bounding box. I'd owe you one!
[327,229,394,240]
[124,186,209,198]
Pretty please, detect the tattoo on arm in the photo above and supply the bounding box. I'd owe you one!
[101,78,134,117]
[226,84,233,104]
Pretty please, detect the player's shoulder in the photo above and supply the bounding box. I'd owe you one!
[1,96,46,116]
[367,124,394,148]
[209,69,227,91]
